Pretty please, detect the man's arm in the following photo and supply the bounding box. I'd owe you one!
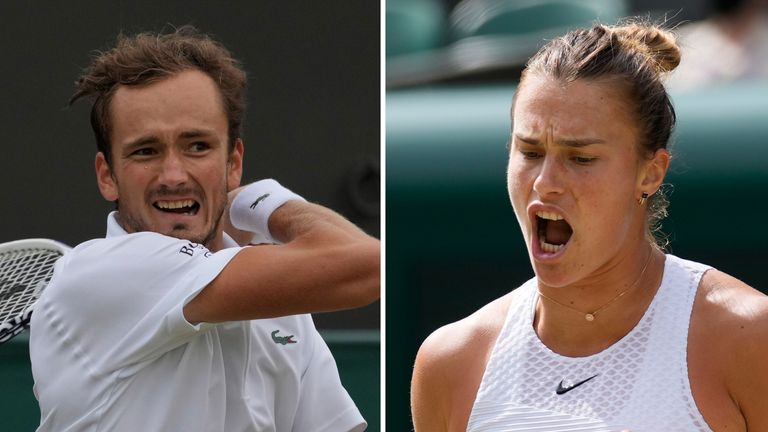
[184,182,379,323]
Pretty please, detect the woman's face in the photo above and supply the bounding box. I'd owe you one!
[508,75,664,288]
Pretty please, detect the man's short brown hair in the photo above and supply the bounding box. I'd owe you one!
[71,25,247,164]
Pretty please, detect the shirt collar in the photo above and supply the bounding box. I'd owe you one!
[105,211,238,248]
[106,211,127,238]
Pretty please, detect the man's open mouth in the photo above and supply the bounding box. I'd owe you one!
[153,199,200,216]
[536,210,573,253]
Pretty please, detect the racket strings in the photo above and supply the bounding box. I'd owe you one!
[0,248,62,339]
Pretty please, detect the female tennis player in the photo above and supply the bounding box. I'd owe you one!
[411,21,768,431]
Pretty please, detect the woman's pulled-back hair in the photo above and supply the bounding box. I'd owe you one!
[70,25,247,165]
[519,21,681,247]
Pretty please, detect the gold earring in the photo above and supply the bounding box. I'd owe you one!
[638,192,649,205]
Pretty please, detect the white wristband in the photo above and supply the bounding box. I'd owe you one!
[229,179,306,244]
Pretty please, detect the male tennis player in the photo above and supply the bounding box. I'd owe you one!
[28,27,378,431]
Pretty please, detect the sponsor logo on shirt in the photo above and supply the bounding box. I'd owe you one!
[271,329,297,345]
[178,242,213,258]
[555,374,598,395]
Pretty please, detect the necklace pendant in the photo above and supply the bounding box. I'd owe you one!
[585,313,595,322]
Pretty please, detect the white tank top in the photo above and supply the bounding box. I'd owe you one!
[467,255,712,432]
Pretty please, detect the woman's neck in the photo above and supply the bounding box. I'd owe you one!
[533,248,666,357]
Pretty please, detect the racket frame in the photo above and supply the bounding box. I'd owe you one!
[0,239,70,343]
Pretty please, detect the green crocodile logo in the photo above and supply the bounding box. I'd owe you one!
[271,330,297,345]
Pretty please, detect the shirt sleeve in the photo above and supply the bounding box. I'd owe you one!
[44,232,241,374]
[291,329,367,432]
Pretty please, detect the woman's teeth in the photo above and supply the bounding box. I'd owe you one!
[536,210,563,221]
[535,210,570,253]
[539,239,564,253]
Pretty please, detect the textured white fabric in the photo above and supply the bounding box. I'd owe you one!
[467,255,712,432]
[30,212,365,432]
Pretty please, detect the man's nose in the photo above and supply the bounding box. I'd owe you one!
[157,152,189,187]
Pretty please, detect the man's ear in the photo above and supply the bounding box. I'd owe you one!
[637,148,670,199]
[227,138,244,192]
[95,152,119,201]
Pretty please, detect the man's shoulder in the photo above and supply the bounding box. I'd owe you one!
[71,232,214,262]
[49,232,223,300]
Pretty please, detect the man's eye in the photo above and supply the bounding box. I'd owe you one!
[190,142,210,152]
[132,148,155,156]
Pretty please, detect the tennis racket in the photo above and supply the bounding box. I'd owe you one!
[0,239,70,344]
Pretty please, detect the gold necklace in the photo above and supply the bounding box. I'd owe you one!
[537,250,654,322]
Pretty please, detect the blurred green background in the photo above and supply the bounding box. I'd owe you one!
[386,0,768,430]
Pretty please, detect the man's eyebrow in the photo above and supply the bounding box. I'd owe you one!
[513,134,605,147]
[124,135,160,150]
[179,129,216,139]
[123,129,217,150]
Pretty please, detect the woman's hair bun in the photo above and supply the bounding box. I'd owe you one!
[612,23,681,73]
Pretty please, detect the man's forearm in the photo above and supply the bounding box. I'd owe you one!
[267,200,372,245]
[187,187,380,323]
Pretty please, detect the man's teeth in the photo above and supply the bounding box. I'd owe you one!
[536,210,564,221]
[156,200,195,209]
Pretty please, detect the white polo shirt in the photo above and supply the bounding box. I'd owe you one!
[30,212,366,432]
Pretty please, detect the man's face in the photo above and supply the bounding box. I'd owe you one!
[96,69,243,248]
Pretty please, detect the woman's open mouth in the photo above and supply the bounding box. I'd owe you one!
[535,210,573,253]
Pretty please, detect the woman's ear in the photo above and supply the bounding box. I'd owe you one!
[638,148,670,198]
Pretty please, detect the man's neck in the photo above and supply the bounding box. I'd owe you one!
[206,231,227,252]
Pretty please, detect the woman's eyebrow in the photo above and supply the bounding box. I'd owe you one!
[514,133,606,147]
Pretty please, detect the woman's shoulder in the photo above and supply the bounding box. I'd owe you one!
[416,287,527,365]
[411,289,522,431]
[690,267,768,429]
[692,267,768,358]
[695,268,768,333]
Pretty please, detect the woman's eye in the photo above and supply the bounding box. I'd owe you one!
[520,150,542,159]
[573,156,596,164]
